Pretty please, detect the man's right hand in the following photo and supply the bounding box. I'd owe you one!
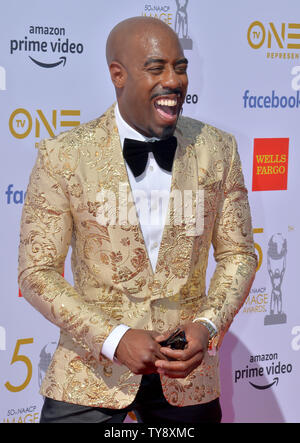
[115,329,168,374]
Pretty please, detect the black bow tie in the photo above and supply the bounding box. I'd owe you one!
[123,136,177,177]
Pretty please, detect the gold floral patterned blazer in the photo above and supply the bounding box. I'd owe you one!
[18,104,257,408]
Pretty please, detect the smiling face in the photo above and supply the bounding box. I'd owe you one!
[107,19,188,139]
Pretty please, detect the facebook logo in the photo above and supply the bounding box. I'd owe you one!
[243,89,300,109]
[0,66,6,90]
[5,184,26,204]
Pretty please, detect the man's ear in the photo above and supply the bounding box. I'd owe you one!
[109,61,127,89]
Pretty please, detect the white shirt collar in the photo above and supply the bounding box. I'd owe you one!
[114,103,159,149]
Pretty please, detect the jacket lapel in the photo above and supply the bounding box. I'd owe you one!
[151,122,200,300]
[96,105,153,299]
[96,107,199,301]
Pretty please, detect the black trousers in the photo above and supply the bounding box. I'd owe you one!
[40,374,222,423]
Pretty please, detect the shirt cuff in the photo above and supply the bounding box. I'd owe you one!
[101,324,131,363]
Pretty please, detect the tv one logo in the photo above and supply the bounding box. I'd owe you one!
[247,21,300,55]
[9,108,80,140]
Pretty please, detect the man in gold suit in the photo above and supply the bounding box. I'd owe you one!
[18,16,257,423]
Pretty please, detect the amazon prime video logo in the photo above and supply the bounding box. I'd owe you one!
[234,352,293,391]
[264,233,287,326]
[10,25,84,69]
[174,0,193,50]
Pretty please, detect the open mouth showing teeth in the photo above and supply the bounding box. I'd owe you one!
[154,97,179,120]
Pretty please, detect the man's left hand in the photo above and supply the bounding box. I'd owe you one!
[154,322,210,378]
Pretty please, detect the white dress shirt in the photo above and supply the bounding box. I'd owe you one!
[101,104,217,362]
[101,104,172,361]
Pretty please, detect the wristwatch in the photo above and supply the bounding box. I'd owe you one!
[193,318,218,351]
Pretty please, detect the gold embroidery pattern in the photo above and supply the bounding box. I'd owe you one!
[18,105,257,408]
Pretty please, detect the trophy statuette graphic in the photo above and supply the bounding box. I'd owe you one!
[264,233,287,325]
[174,0,193,50]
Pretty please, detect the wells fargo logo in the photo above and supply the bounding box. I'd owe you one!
[9,108,80,145]
[252,138,289,191]
[247,21,300,60]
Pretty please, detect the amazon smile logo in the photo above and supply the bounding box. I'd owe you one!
[10,25,84,68]
[249,377,279,390]
[28,56,66,68]
[234,352,293,391]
